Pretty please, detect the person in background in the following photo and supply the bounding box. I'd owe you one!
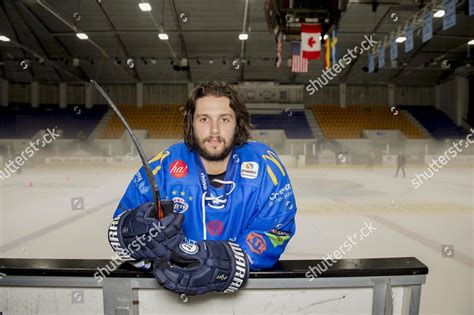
[394,150,406,178]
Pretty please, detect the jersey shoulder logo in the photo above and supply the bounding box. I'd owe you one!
[241,161,259,179]
[170,160,188,178]
[149,150,170,175]
[262,150,286,186]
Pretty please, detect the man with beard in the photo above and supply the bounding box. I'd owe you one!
[109,81,297,295]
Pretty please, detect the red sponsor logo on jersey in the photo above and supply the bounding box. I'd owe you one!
[170,160,188,178]
[245,232,267,255]
[207,220,224,236]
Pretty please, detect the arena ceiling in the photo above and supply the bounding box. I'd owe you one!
[0,0,473,86]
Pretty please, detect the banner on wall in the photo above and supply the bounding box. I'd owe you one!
[405,24,414,52]
[422,12,433,43]
[443,0,456,30]
[378,45,385,68]
[390,37,398,61]
[368,53,374,73]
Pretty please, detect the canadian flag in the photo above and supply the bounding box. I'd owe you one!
[301,24,321,60]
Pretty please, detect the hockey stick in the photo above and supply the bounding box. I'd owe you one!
[91,80,169,220]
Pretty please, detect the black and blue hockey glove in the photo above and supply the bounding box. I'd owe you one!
[152,240,249,295]
[108,201,184,261]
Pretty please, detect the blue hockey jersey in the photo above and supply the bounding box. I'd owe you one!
[114,141,297,270]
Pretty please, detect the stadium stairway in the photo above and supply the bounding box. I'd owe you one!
[401,110,432,138]
[304,109,324,140]
[89,109,113,140]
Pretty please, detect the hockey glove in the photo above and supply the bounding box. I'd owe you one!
[152,240,249,295]
[108,201,184,261]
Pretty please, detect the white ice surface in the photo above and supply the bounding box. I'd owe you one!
[0,163,472,314]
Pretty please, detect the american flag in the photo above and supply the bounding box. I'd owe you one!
[276,36,282,68]
[291,41,308,73]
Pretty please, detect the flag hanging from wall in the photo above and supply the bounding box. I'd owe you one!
[276,34,282,68]
[390,36,398,61]
[443,0,456,30]
[378,45,385,68]
[301,24,321,60]
[324,36,330,69]
[291,41,308,73]
[330,27,338,66]
[405,24,414,52]
[422,12,433,43]
[324,27,338,70]
[368,53,374,73]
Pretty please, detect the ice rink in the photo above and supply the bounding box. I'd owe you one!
[0,162,472,314]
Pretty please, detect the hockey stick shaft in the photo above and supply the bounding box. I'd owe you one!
[90,80,166,220]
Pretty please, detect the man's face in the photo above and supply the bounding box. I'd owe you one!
[192,96,237,161]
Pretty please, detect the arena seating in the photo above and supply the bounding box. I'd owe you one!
[311,105,425,139]
[101,107,314,140]
[399,105,467,139]
[5,103,456,142]
[0,103,107,139]
[251,111,313,139]
[101,105,183,139]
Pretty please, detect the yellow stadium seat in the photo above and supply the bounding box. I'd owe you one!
[311,105,425,139]
[101,104,183,139]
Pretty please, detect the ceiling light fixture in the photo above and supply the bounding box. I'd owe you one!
[158,32,168,40]
[139,2,152,12]
[433,10,445,18]
[396,36,406,43]
[76,33,88,40]
[239,33,248,40]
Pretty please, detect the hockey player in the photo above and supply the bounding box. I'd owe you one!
[108,81,297,295]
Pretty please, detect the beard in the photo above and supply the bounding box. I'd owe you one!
[193,134,235,162]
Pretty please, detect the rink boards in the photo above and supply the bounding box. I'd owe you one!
[0,257,428,315]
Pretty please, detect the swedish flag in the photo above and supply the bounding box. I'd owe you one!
[324,36,330,70]
[324,27,338,70]
[330,27,338,66]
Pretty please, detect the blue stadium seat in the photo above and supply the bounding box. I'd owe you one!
[0,104,108,139]
[400,106,467,139]
[251,111,313,139]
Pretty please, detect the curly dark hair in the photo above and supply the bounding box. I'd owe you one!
[182,81,253,149]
